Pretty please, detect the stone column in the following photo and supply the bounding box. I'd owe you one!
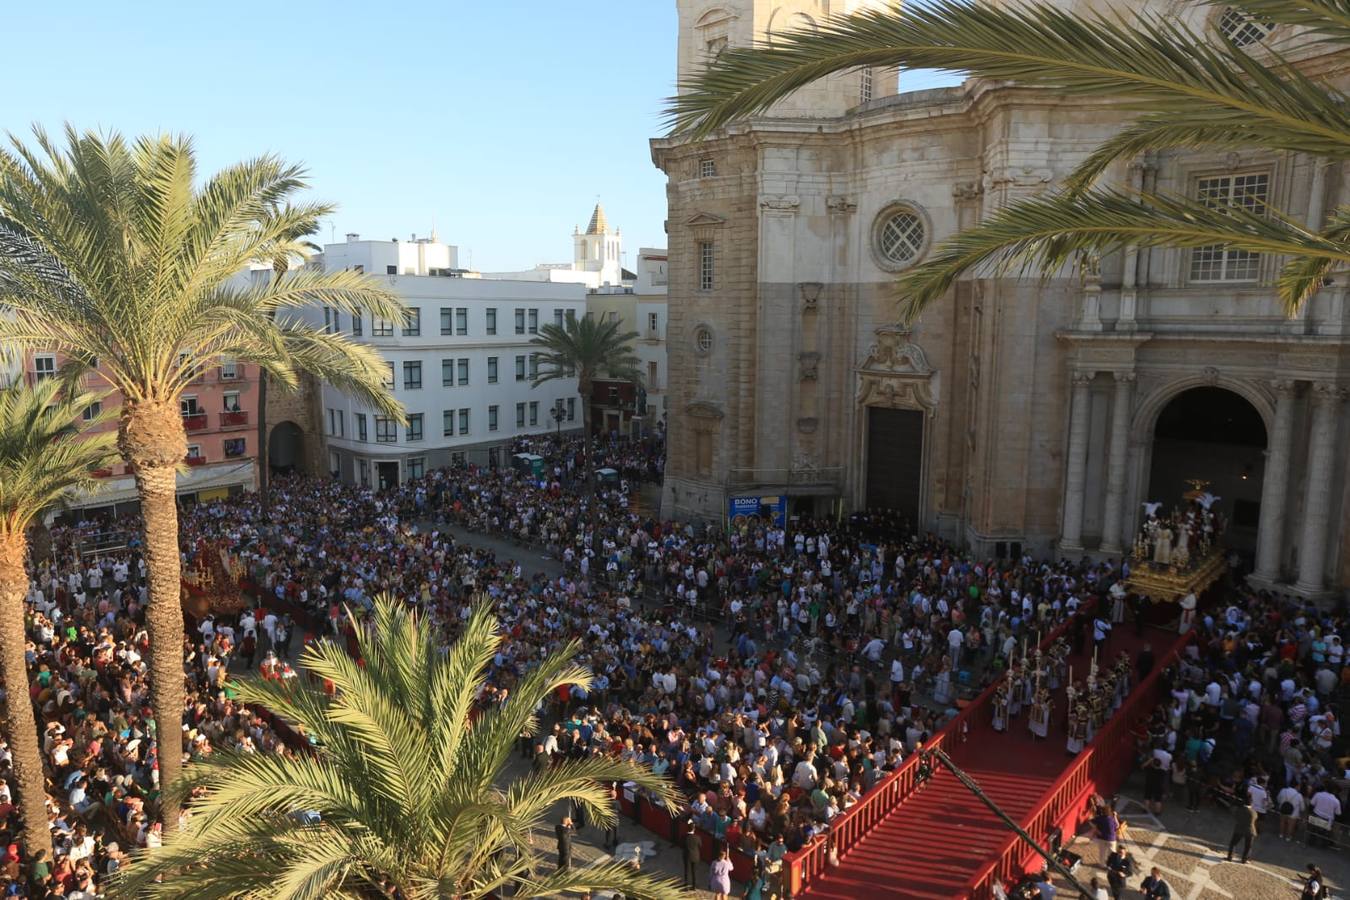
[1100,372,1136,554]
[1295,382,1344,592]
[1253,379,1297,582]
[1060,370,1095,551]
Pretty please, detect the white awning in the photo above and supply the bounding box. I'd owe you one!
[66,461,257,509]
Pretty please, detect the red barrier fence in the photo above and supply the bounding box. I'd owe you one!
[963,628,1194,899]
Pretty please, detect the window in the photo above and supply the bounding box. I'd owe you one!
[457,359,469,386]
[187,444,204,461]
[456,308,468,335]
[82,401,102,422]
[699,158,716,178]
[516,403,526,427]
[566,309,576,325]
[528,309,539,334]
[874,206,928,270]
[351,310,363,336]
[408,457,425,480]
[694,325,714,355]
[515,355,526,381]
[1190,172,1269,282]
[608,385,620,405]
[383,363,395,390]
[554,309,565,328]
[329,450,340,478]
[1216,6,1275,46]
[387,265,397,275]
[407,413,424,442]
[489,405,499,431]
[375,417,397,443]
[372,317,394,337]
[860,67,873,103]
[458,409,470,435]
[649,312,659,333]
[323,307,340,334]
[440,307,454,335]
[33,356,56,381]
[529,354,539,379]
[707,36,728,57]
[443,410,455,437]
[358,458,370,487]
[220,359,238,380]
[223,391,241,412]
[567,397,575,421]
[356,413,368,442]
[515,309,525,334]
[336,410,344,437]
[442,359,454,387]
[224,438,246,458]
[486,308,497,335]
[529,401,539,426]
[487,356,499,383]
[698,241,715,291]
[648,361,659,388]
[181,396,202,415]
[402,308,421,336]
[403,361,422,390]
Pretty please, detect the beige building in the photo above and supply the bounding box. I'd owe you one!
[585,247,670,434]
[653,0,1350,594]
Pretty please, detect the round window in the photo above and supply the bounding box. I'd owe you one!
[872,204,929,272]
[694,325,714,355]
[1216,7,1274,47]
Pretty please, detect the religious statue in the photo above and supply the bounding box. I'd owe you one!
[1153,525,1173,566]
[1173,527,1190,568]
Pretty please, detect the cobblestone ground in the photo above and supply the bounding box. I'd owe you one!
[1047,772,1347,900]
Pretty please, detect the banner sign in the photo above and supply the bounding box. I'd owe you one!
[728,495,787,529]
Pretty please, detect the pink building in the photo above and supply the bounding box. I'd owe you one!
[25,351,259,516]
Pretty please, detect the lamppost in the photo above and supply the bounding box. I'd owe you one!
[550,399,566,442]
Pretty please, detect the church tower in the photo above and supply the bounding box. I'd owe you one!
[573,203,624,287]
[675,0,897,119]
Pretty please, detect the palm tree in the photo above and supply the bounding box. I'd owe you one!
[667,0,1350,319]
[530,314,642,481]
[0,379,116,860]
[109,596,685,900]
[0,126,407,831]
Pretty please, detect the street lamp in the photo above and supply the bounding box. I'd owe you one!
[550,399,566,441]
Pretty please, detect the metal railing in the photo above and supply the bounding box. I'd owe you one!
[726,466,845,487]
[182,412,209,432]
[220,410,249,428]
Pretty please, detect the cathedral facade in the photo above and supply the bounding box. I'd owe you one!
[652,0,1350,594]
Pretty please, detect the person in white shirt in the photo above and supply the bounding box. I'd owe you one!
[1308,787,1342,848]
[1275,784,1304,840]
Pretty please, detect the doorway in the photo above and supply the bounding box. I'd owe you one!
[377,461,400,491]
[866,407,925,531]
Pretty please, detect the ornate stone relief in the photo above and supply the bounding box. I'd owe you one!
[826,195,857,214]
[799,282,823,311]
[684,400,725,420]
[798,351,821,382]
[1201,366,1220,385]
[952,181,983,203]
[760,195,800,211]
[856,326,936,412]
[796,417,818,434]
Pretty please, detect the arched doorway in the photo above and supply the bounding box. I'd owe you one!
[1147,387,1266,555]
[268,421,304,474]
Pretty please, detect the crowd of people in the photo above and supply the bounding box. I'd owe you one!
[2,432,1346,898]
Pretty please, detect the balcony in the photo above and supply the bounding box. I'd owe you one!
[182,412,209,432]
[90,467,114,479]
[220,410,249,428]
[184,454,207,467]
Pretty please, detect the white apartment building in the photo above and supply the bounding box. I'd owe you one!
[308,234,585,489]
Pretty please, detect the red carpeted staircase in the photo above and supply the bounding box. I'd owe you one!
[804,625,1168,899]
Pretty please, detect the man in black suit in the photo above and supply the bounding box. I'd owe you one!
[556,816,575,871]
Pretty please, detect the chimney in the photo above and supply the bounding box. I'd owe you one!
[345,232,360,242]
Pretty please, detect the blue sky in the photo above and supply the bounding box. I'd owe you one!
[7,0,960,271]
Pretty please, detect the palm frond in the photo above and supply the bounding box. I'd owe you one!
[666,0,1350,166]
[894,187,1350,320]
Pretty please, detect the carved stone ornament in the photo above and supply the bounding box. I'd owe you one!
[796,417,819,434]
[760,195,800,211]
[1202,366,1220,386]
[799,351,821,382]
[826,195,857,214]
[799,282,823,311]
[952,181,983,203]
[856,325,936,412]
[684,400,725,420]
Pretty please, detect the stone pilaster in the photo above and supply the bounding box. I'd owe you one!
[1060,369,1095,551]
[1099,372,1135,553]
[1252,379,1297,582]
[1295,382,1345,592]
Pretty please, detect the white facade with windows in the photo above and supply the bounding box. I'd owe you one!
[308,235,584,487]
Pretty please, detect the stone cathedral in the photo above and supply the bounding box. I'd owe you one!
[652,0,1350,594]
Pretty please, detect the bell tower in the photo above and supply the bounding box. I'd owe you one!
[675,0,897,119]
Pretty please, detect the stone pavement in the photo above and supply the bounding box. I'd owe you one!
[1047,772,1347,900]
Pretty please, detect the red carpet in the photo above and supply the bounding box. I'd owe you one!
[805,624,1171,899]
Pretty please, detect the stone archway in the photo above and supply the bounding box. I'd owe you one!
[267,421,304,474]
[1145,386,1268,555]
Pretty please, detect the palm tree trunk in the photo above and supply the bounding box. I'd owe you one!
[0,533,53,861]
[579,378,593,485]
[119,400,188,834]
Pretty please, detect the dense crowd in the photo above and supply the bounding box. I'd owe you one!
[2,433,1346,898]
